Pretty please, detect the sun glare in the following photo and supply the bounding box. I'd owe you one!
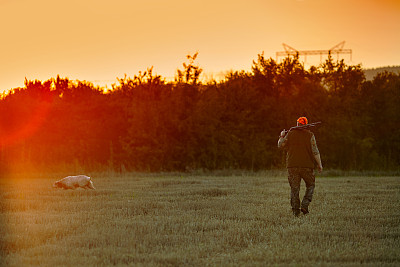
[1,101,53,149]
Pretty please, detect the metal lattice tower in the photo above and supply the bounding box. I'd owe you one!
[276,41,352,63]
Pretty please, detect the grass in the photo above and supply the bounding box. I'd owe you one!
[0,172,399,266]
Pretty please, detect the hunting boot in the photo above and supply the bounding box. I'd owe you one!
[301,207,309,215]
[292,208,301,217]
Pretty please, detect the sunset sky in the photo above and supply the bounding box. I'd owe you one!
[1,0,399,92]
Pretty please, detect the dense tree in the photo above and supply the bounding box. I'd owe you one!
[1,54,399,173]
[358,71,400,169]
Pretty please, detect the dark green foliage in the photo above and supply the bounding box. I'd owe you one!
[1,55,399,172]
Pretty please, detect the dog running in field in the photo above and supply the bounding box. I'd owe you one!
[53,175,95,190]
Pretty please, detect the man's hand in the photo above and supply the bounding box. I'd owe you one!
[317,165,323,173]
[277,130,288,148]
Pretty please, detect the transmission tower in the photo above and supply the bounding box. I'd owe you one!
[276,41,352,63]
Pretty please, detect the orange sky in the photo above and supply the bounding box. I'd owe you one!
[1,0,399,92]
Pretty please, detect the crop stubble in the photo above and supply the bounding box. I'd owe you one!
[0,173,399,266]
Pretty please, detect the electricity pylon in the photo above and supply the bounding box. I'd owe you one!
[276,41,352,63]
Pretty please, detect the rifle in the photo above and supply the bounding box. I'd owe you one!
[282,121,322,136]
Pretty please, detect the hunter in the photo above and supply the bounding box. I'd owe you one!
[278,117,323,217]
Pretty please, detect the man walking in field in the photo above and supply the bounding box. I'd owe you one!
[278,117,323,217]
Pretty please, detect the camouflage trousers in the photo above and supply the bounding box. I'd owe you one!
[287,167,315,214]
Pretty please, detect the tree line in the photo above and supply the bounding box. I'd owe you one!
[1,53,399,173]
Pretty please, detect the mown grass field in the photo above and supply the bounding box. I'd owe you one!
[1,172,399,266]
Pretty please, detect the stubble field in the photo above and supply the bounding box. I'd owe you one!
[0,172,399,266]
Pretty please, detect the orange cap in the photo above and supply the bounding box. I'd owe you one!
[297,117,308,125]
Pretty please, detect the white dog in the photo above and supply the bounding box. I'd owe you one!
[53,175,95,190]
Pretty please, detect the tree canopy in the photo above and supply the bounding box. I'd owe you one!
[1,54,399,173]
